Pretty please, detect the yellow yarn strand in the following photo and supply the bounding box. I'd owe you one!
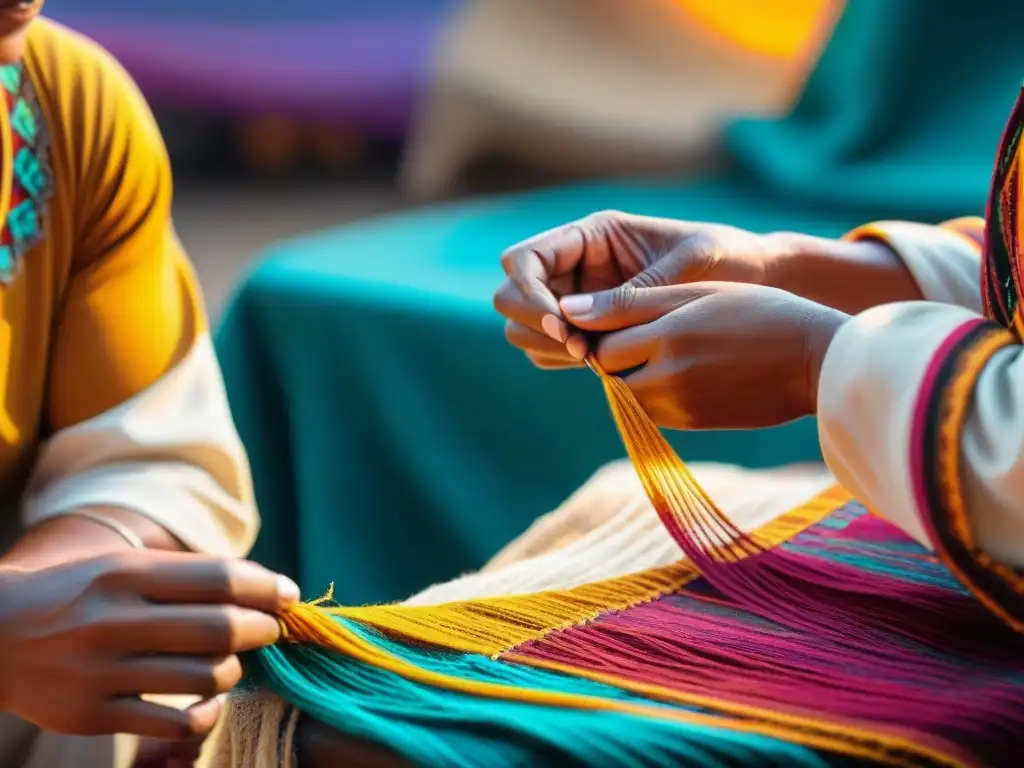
[293,489,844,658]
[332,564,697,658]
[590,357,769,559]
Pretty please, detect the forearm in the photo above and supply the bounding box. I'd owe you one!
[1,507,185,570]
[769,233,924,315]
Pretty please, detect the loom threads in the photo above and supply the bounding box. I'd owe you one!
[250,363,1024,767]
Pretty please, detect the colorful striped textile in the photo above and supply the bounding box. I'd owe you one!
[245,487,1024,767]
[222,260,1024,767]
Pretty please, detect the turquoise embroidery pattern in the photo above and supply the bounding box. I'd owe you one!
[0,61,53,285]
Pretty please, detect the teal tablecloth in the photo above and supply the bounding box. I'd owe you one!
[216,0,1022,604]
[218,178,851,604]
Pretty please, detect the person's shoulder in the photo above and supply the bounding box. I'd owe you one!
[26,18,131,94]
[26,18,161,134]
[25,19,167,166]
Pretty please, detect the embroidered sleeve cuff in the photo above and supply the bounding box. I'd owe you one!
[819,300,1024,631]
[908,319,1024,630]
[844,220,983,311]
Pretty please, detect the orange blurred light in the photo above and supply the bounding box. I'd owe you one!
[675,0,843,60]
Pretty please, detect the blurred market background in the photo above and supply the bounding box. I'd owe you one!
[40,0,1024,602]
[45,0,847,315]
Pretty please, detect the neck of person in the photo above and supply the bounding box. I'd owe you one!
[0,26,28,65]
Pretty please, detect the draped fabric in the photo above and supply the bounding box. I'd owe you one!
[726,0,1024,220]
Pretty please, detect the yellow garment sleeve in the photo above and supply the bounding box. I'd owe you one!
[44,53,203,430]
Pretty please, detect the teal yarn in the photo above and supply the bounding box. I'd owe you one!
[246,619,836,767]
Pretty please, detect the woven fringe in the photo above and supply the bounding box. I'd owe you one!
[212,693,291,768]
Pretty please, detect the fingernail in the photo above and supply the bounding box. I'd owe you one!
[541,314,568,342]
[566,335,588,360]
[277,575,301,608]
[560,294,594,317]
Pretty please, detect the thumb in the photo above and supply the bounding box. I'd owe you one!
[560,284,708,331]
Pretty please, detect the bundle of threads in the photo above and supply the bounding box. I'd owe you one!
[240,359,1024,768]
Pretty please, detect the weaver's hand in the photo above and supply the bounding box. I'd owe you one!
[494,212,787,368]
[567,282,848,429]
[0,551,299,741]
[494,211,914,368]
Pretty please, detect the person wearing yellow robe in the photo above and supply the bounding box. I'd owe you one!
[0,6,297,767]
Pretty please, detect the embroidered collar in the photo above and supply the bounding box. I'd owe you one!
[0,60,53,285]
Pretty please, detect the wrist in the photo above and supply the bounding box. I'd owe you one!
[0,507,185,571]
[764,232,921,314]
[0,516,135,571]
[802,308,849,415]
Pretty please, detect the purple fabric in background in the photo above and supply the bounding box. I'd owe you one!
[43,0,459,137]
